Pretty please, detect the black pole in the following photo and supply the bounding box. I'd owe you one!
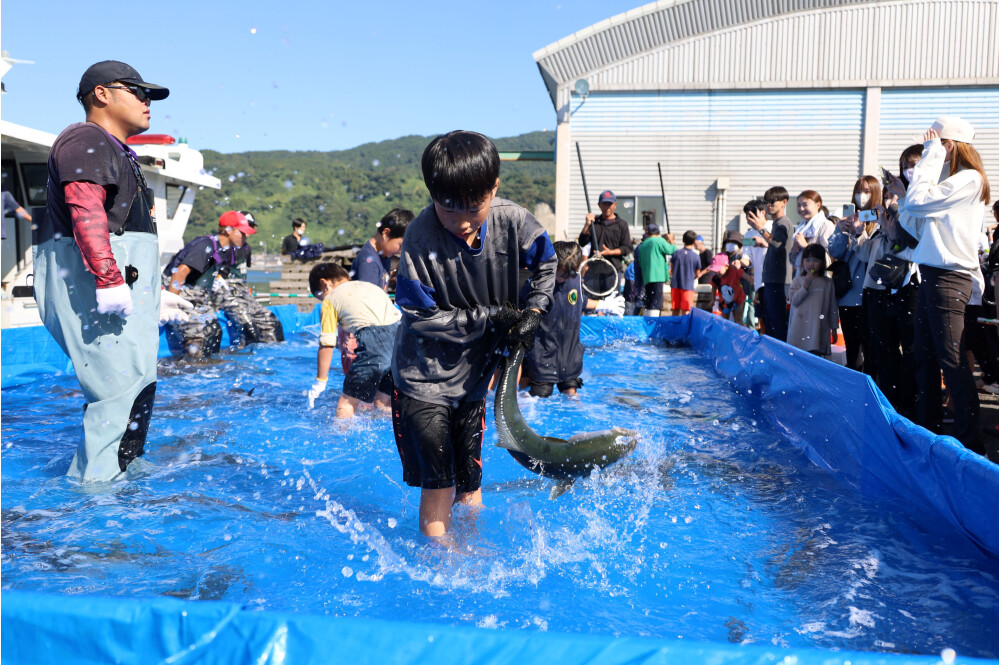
[576,142,591,214]
[657,162,671,235]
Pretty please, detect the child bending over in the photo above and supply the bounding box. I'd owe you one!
[307,262,400,418]
[520,241,624,397]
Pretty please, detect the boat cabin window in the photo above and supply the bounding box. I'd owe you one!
[19,164,48,207]
[165,184,188,221]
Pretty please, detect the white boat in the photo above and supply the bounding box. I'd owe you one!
[1,57,221,328]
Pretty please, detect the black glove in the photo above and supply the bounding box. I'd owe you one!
[508,308,542,350]
[488,303,519,336]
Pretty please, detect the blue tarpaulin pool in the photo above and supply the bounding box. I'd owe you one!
[2,308,996,664]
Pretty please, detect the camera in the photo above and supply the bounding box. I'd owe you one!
[858,209,878,223]
[743,199,766,218]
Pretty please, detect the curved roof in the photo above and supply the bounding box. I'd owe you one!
[534,0,999,108]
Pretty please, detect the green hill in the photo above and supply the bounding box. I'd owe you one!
[187,131,555,251]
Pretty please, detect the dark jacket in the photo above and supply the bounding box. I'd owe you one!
[392,198,557,406]
[762,215,795,285]
[578,216,633,272]
[520,275,585,385]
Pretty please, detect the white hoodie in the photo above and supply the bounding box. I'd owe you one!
[899,138,986,294]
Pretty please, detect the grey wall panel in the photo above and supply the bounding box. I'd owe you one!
[566,90,866,246]
[536,0,997,104]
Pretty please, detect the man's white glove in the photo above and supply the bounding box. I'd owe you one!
[95,284,134,317]
[595,293,625,316]
[307,377,328,409]
[160,290,194,324]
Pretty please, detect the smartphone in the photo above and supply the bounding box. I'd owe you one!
[858,209,878,223]
[843,203,856,218]
[880,167,894,188]
[743,237,755,247]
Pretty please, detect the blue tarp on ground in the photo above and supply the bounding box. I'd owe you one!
[2,308,997,665]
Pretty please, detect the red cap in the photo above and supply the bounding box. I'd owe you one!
[218,210,256,235]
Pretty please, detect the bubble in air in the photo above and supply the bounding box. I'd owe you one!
[342,567,353,577]
[228,175,236,182]
[58,268,70,279]
[338,229,345,236]
[428,251,437,260]
[372,159,380,167]
[284,180,294,189]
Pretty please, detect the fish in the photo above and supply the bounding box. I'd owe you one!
[494,343,638,482]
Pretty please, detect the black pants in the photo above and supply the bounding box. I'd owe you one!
[838,304,871,374]
[913,267,981,452]
[964,304,999,385]
[762,284,788,342]
[865,285,918,419]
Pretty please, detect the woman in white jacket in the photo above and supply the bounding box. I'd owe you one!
[899,116,990,453]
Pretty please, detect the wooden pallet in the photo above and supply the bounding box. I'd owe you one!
[256,249,359,312]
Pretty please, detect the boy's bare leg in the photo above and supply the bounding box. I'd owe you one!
[373,391,391,414]
[420,486,456,537]
[335,394,362,419]
[454,488,483,507]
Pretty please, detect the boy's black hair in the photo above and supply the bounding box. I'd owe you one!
[801,243,828,273]
[682,230,698,246]
[553,241,584,275]
[292,218,306,230]
[763,186,789,203]
[376,208,414,239]
[308,262,350,298]
[421,130,500,210]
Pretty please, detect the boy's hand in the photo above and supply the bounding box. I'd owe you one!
[508,309,542,350]
[307,377,328,409]
[489,303,519,335]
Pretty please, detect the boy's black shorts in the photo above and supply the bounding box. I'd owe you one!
[643,282,665,311]
[390,386,485,493]
[528,377,583,398]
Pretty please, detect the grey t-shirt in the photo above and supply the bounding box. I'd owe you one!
[762,215,795,285]
[391,198,557,406]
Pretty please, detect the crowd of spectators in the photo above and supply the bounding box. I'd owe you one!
[584,116,996,456]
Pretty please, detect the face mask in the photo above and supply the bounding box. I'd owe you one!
[854,193,870,208]
[725,243,738,253]
[904,168,914,182]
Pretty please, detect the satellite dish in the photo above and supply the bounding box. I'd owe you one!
[573,79,590,97]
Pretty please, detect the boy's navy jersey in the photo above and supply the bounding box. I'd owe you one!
[670,248,701,290]
[519,275,585,385]
[352,241,391,289]
[392,198,557,406]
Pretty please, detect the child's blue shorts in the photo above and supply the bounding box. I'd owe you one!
[342,322,398,403]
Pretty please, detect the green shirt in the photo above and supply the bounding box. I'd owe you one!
[637,236,675,283]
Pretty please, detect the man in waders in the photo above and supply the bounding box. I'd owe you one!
[161,210,259,357]
[34,61,168,481]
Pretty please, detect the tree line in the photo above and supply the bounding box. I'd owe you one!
[187,131,556,251]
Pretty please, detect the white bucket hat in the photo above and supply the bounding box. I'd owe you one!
[914,115,976,143]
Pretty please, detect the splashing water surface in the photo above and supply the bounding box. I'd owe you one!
[1,336,996,658]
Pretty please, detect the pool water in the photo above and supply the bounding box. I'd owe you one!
[2,332,997,658]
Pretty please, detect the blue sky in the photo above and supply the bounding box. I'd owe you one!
[2,0,641,154]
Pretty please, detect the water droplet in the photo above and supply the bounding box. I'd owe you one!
[228,175,236,182]
[342,566,353,577]
[372,159,380,167]
[284,180,294,189]
[387,518,397,528]
[338,229,345,236]
[75,168,83,174]
[428,251,437,260]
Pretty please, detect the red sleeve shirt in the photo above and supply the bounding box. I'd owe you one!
[64,181,124,289]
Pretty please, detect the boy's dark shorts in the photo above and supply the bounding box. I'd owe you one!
[390,387,485,493]
[643,282,665,310]
[528,377,583,398]
[342,322,398,403]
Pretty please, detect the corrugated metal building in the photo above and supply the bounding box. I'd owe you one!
[534,0,999,247]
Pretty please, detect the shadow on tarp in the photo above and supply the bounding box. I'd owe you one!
[2,309,997,665]
[581,310,998,559]
[2,591,993,665]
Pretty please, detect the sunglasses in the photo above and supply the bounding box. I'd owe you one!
[102,84,151,103]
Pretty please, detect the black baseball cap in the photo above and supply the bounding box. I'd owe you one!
[77,60,169,101]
